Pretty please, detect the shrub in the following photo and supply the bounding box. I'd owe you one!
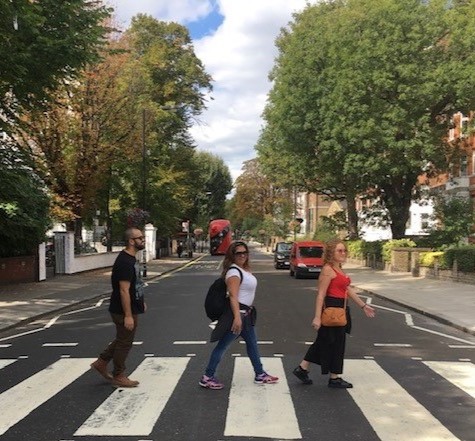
[382,239,416,262]
[443,246,475,273]
[419,251,444,267]
[347,240,364,258]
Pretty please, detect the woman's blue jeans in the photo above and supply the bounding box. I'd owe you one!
[205,316,263,378]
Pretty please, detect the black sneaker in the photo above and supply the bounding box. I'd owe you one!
[293,366,313,385]
[328,377,353,388]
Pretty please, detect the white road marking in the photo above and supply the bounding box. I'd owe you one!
[0,358,93,436]
[0,359,16,369]
[42,343,78,347]
[239,340,273,345]
[173,340,207,345]
[75,357,190,437]
[225,357,301,440]
[0,344,11,348]
[449,345,475,349]
[423,361,475,399]
[411,326,475,345]
[374,343,412,347]
[346,359,459,441]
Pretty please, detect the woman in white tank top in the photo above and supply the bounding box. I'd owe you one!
[199,241,279,390]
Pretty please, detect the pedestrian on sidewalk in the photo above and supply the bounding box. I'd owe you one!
[91,227,147,388]
[293,238,375,388]
[199,241,279,390]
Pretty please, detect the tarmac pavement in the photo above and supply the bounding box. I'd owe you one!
[0,250,474,337]
[0,254,200,333]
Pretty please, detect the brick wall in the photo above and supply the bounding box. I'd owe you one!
[0,255,37,284]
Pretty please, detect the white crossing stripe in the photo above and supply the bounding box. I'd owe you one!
[345,359,459,441]
[74,357,190,437]
[0,358,94,436]
[423,361,475,399]
[224,357,301,439]
[0,359,16,370]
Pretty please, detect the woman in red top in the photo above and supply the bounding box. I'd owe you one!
[293,239,375,388]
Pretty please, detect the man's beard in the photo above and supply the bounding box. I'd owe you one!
[135,243,145,251]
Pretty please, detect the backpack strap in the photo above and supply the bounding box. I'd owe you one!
[226,265,243,284]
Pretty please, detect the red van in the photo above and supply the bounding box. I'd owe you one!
[289,241,325,279]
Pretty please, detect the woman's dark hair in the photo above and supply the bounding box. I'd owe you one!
[221,241,250,277]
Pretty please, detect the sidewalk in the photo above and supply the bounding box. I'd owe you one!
[0,254,202,333]
[0,251,474,337]
[346,263,475,336]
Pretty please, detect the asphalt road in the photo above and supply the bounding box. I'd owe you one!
[0,247,474,441]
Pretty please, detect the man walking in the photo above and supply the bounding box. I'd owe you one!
[91,227,147,387]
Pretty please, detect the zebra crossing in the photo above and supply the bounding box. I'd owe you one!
[0,356,474,440]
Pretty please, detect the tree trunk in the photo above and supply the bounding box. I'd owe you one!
[346,192,359,240]
[381,177,415,239]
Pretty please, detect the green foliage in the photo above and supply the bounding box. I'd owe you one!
[0,0,111,132]
[425,196,474,247]
[190,151,233,229]
[347,239,384,259]
[257,0,475,238]
[443,246,475,273]
[0,146,50,257]
[313,219,339,243]
[419,251,444,267]
[382,239,416,262]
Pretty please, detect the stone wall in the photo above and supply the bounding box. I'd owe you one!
[420,266,475,285]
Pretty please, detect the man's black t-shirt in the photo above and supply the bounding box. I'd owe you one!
[109,250,145,314]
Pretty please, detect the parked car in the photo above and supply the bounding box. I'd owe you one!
[289,241,324,279]
[273,242,293,269]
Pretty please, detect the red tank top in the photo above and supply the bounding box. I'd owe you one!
[327,267,351,298]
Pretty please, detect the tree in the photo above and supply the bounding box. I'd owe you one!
[0,0,111,134]
[230,159,293,237]
[0,142,50,257]
[258,0,475,239]
[190,151,233,228]
[427,195,474,247]
[120,16,213,236]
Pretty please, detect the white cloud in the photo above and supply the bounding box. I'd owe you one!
[110,0,314,182]
[108,0,214,28]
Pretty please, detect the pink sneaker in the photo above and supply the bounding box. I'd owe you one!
[199,375,224,390]
[254,372,279,384]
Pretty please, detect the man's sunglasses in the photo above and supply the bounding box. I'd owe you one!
[131,236,145,240]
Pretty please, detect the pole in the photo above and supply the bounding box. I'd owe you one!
[293,186,297,241]
[142,109,146,211]
[142,109,147,278]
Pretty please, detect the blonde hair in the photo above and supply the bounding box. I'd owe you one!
[323,238,346,266]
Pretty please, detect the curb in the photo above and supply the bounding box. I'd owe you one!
[355,286,475,337]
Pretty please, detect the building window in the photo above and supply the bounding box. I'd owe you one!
[460,155,468,176]
[307,208,314,234]
[421,213,430,231]
[461,116,469,138]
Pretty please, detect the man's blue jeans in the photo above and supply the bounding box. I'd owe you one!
[205,315,263,378]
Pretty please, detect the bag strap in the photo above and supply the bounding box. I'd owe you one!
[226,265,243,284]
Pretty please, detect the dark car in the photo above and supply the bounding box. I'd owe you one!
[273,242,293,269]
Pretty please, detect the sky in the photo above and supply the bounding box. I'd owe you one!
[108,0,316,182]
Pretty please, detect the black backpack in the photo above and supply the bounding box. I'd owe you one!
[204,266,243,321]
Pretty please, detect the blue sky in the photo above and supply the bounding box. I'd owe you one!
[109,0,314,181]
[186,4,224,39]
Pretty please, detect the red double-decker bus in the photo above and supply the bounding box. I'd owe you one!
[209,219,232,255]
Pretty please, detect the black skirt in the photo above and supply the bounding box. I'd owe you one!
[303,296,351,375]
